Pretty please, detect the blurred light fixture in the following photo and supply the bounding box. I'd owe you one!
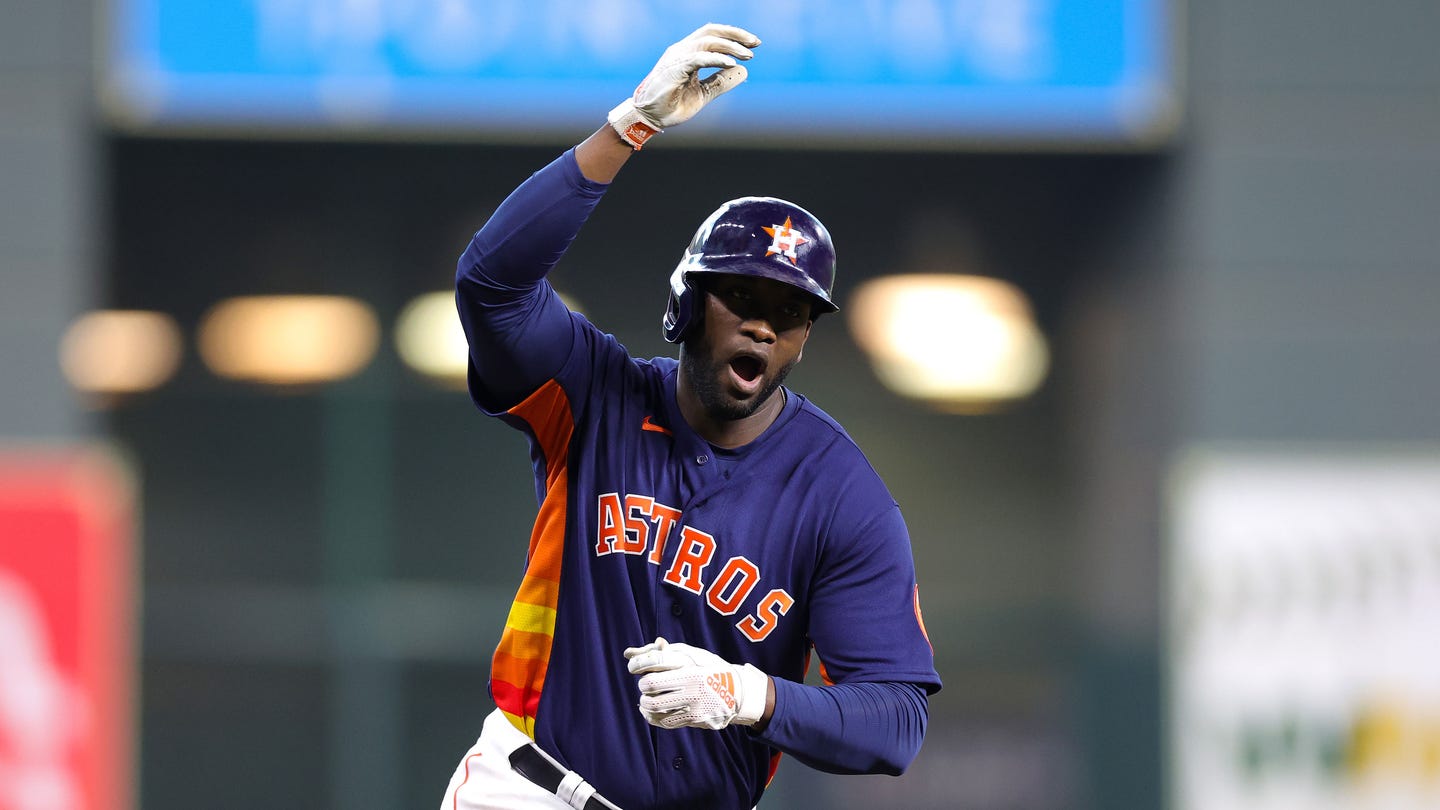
[198,295,379,385]
[395,291,469,386]
[59,309,183,395]
[847,274,1049,413]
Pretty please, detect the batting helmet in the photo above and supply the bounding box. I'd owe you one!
[662,197,839,343]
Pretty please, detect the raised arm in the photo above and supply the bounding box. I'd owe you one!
[454,23,761,410]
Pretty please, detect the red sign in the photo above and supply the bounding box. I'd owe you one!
[0,448,135,810]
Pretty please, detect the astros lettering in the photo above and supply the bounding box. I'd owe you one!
[594,492,793,642]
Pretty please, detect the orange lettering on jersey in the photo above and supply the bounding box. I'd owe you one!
[663,526,716,594]
[737,588,794,642]
[705,556,761,616]
[595,493,623,556]
[619,495,653,555]
[590,493,798,643]
[647,502,682,564]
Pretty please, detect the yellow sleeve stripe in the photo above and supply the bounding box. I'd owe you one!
[505,600,557,638]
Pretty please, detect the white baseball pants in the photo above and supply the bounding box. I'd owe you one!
[440,709,617,810]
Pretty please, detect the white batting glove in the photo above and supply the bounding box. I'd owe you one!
[623,637,769,730]
[607,23,761,150]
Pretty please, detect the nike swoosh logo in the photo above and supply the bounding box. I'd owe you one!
[641,415,672,436]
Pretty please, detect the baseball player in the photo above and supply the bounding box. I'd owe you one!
[441,23,941,810]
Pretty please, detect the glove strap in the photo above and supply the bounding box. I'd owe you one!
[607,99,662,150]
[732,664,770,726]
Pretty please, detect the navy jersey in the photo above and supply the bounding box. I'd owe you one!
[457,150,940,810]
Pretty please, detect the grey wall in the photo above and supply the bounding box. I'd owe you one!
[1177,0,1440,442]
[0,0,95,438]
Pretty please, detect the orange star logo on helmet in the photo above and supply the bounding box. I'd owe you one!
[763,217,808,265]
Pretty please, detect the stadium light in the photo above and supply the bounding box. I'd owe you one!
[59,309,183,395]
[395,291,469,386]
[198,295,378,385]
[847,274,1049,413]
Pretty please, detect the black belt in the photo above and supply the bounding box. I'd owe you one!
[508,744,622,810]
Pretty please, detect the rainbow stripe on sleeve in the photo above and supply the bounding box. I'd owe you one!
[490,379,574,736]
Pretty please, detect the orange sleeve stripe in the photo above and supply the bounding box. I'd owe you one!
[492,482,565,729]
[494,378,575,730]
[515,573,560,610]
[508,379,573,490]
[524,474,567,579]
[493,627,555,666]
[492,649,549,688]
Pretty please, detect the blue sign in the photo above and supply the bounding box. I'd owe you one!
[101,0,1176,146]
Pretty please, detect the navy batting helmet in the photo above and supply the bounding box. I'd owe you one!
[662,197,839,343]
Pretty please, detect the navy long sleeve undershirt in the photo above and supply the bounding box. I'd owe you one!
[456,148,932,776]
[759,680,929,775]
[454,149,606,409]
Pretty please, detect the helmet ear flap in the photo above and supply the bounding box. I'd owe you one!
[684,291,705,341]
[662,265,700,343]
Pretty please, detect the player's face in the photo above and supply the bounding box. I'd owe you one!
[680,274,814,423]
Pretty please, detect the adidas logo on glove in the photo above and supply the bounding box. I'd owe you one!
[706,672,738,711]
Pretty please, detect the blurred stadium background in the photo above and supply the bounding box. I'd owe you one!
[3,1,1439,809]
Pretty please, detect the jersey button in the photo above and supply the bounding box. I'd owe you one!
[672,756,685,770]
[670,602,683,617]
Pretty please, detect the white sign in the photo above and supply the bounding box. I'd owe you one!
[1169,448,1440,810]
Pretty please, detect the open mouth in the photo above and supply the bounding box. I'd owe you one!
[729,355,765,384]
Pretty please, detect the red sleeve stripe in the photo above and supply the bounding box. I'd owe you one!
[491,679,544,728]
